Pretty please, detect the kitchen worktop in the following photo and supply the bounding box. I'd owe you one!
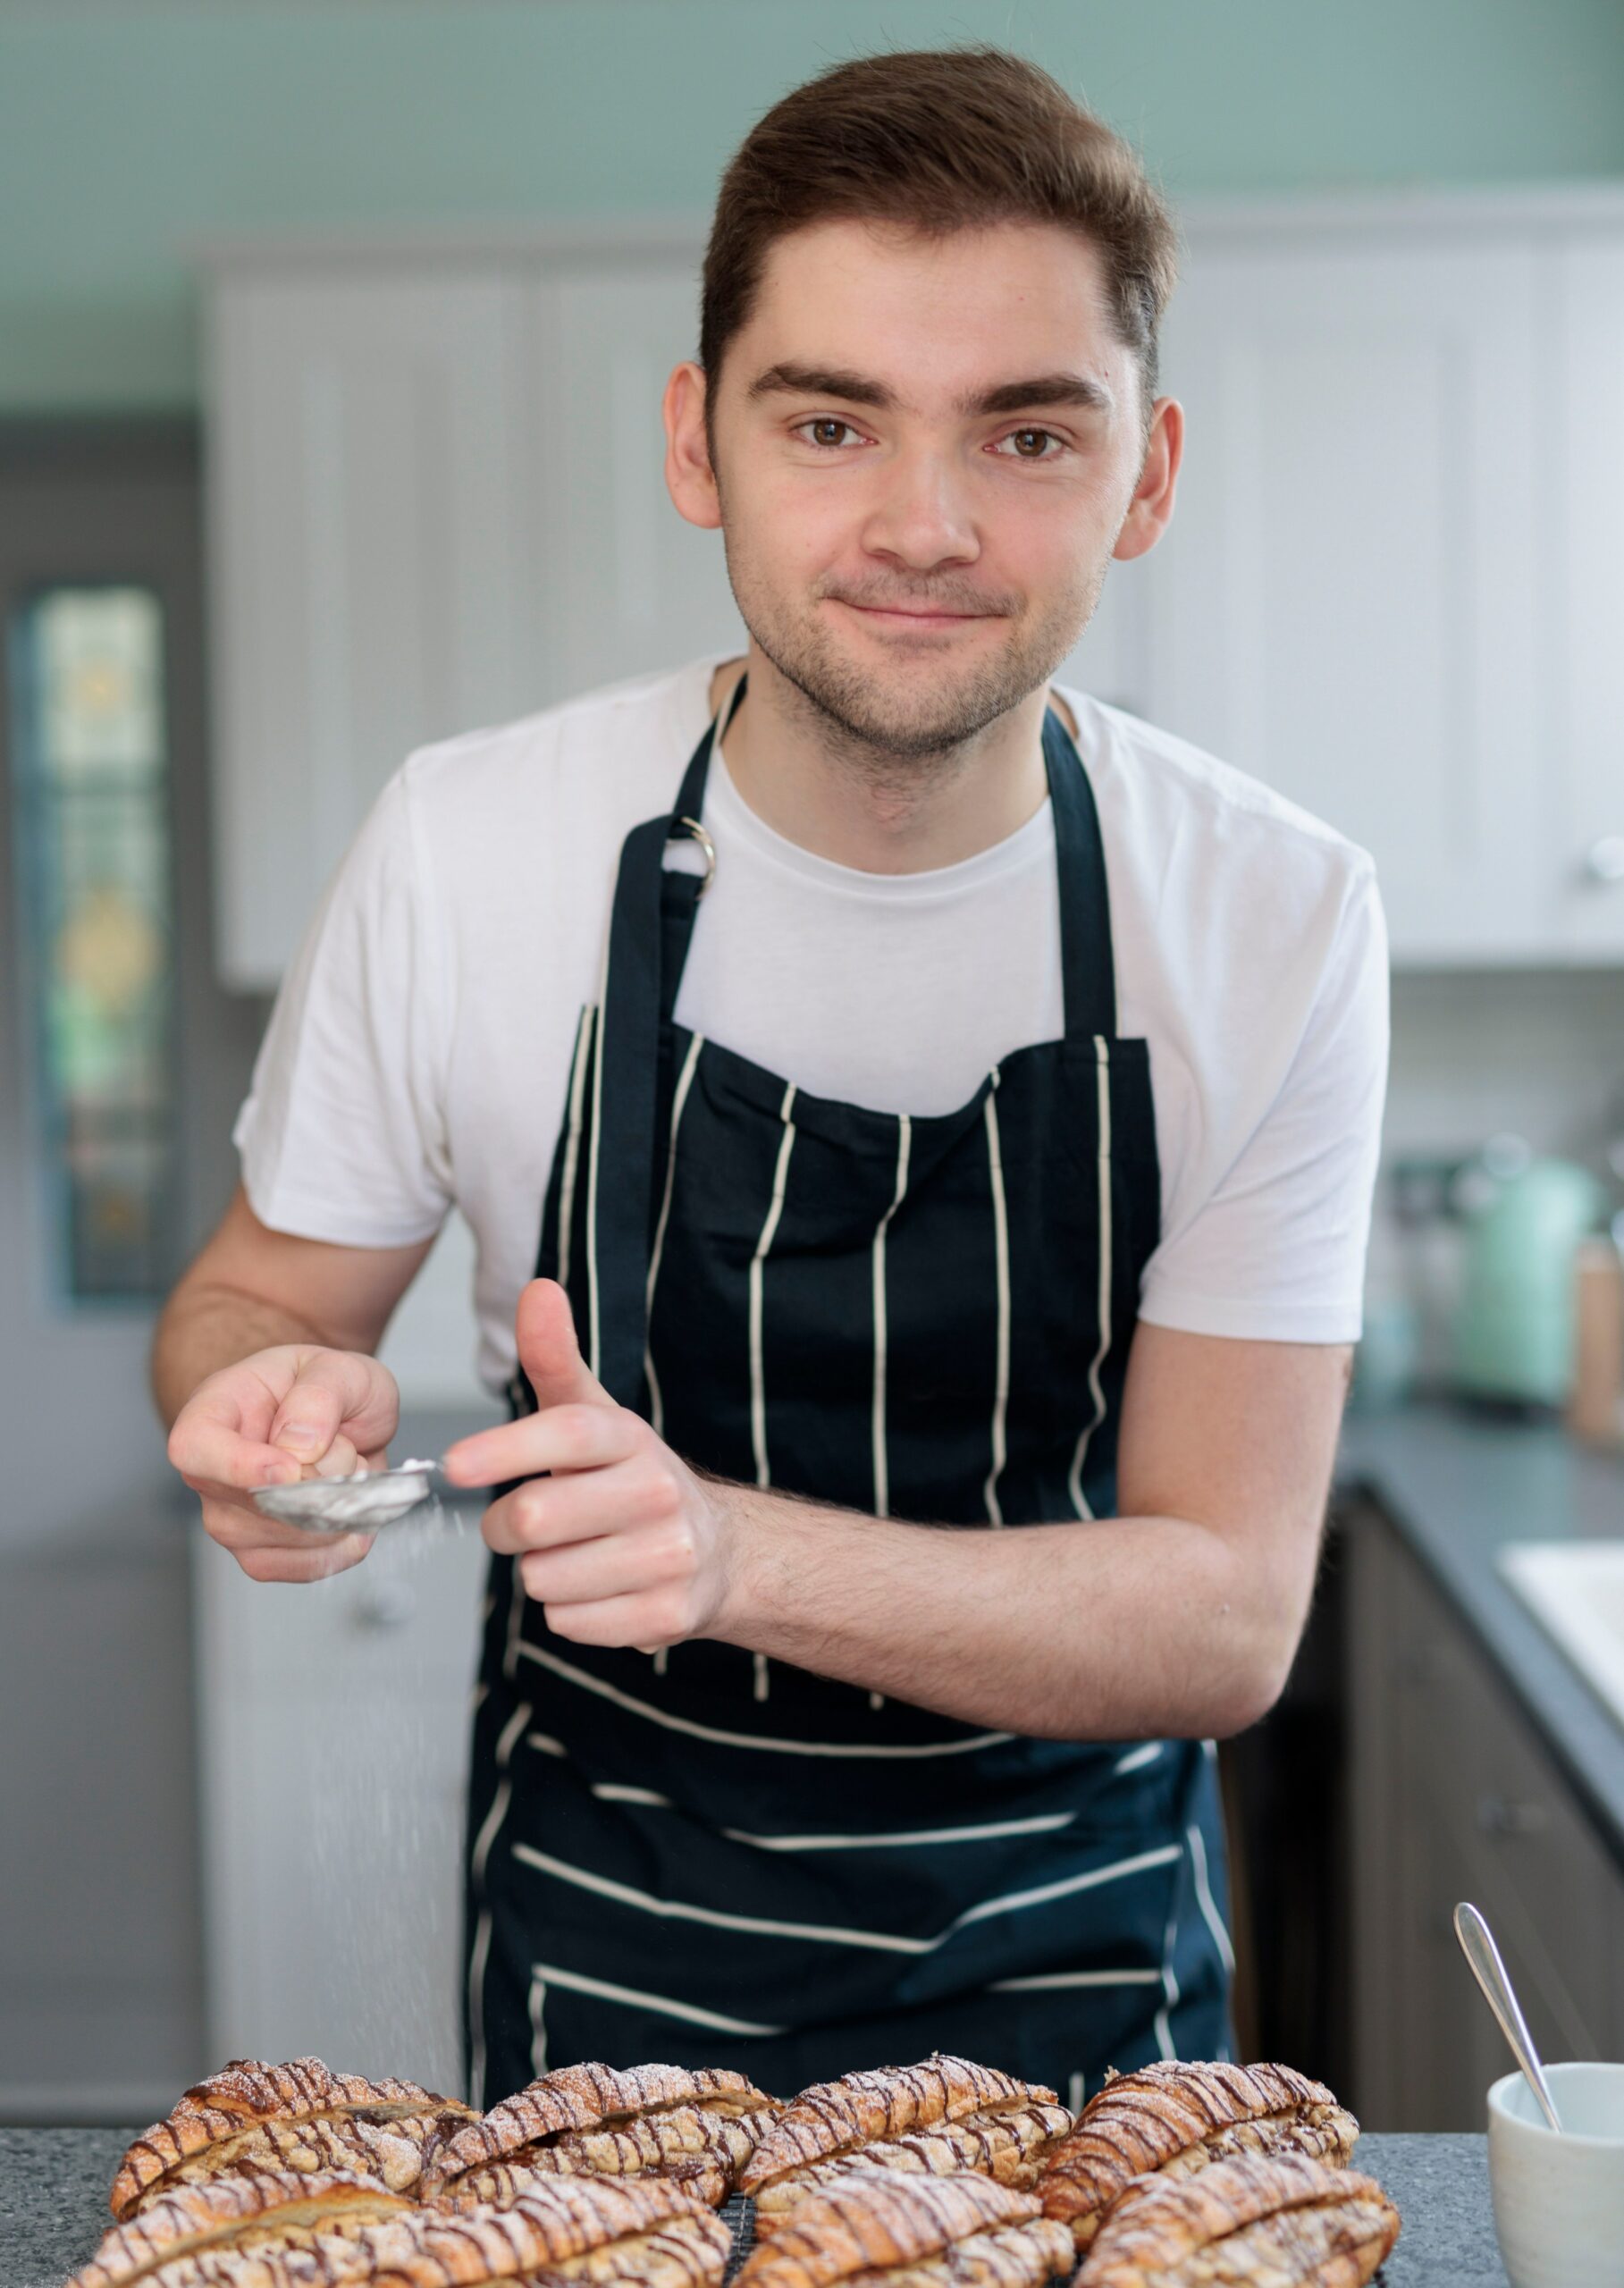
[0,2129,1505,2288]
[1337,1404,1624,1867]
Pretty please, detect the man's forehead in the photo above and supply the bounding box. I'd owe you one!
[739,216,1126,402]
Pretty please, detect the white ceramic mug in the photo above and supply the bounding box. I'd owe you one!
[1488,2062,1624,2288]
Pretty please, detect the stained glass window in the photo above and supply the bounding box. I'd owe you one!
[9,585,176,1299]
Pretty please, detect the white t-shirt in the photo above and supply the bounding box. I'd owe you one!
[236,654,1389,1394]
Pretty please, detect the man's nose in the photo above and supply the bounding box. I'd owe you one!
[858,445,980,571]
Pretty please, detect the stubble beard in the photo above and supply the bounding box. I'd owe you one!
[720,526,1107,793]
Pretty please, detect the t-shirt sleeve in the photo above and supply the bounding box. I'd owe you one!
[1136,861,1389,1344]
[233,765,453,1249]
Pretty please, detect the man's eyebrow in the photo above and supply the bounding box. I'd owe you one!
[970,372,1115,417]
[747,362,896,408]
[745,362,1115,418]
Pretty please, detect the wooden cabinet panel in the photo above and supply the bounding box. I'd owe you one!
[0,1544,206,2118]
[1147,233,1546,963]
[1349,1508,1624,2129]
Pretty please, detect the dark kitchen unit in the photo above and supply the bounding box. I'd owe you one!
[1229,1405,1624,2127]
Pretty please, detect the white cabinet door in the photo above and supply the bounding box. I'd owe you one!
[1145,233,1546,963]
[1555,231,1624,960]
[206,267,540,988]
[531,262,745,696]
[195,1524,488,2092]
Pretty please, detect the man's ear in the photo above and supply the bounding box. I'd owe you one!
[664,360,723,532]
[1113,395,1183,564]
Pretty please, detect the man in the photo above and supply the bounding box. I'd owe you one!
[158,49,1387,2109]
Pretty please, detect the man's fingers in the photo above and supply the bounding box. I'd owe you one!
[234,1534,374,1583]
[200,1499,374,1580]
[171,1407,303,1492]
[484,1452,682,1554]
[517,1518,693,1606]
[447,1400,635,1493]
[543,1589,687,1652]
[515,1280,614,1415]
[271,1351,396,1461]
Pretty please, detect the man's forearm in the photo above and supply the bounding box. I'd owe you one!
[711,1489,1300,1743]
[151,1282,333,1427]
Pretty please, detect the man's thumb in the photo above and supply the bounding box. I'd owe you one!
[516,1279,611,1412]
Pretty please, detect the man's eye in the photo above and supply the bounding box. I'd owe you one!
[992,428,1065,460]
[795,418,863,449]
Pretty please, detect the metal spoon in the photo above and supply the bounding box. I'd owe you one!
[1454,1900,1564,2132]
[251,1457,481,1534]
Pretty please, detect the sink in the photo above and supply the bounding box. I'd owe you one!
[1501,1542,1624,1730]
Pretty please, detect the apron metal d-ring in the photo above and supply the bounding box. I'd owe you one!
[672,815,717,899]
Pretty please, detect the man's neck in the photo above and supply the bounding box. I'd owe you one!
[707,644,1064,875]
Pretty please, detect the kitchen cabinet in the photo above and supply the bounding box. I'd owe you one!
[1347,1501,1624,2130]
[203,195,1624,984]
[1554,228,1624,959]
[193,1520,488,2091]
[204,263,542,988]
[1144,223,1547,963]
[204,239,743,989]
[0,1535,206,2122]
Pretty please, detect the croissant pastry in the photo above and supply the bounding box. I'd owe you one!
[735,2168,1073,2288]
[1039,2062,1358,2248]
[752,2103,1074,2233]
[81,2172,730,2288]
[1076,2153,1400,2288]
[110,2059,476,2218]
[422,2062,778,2210]
[69,2169,409,2288]
[738,2056,1066,2216]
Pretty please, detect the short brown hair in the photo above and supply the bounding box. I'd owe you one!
[701,47,1179,418]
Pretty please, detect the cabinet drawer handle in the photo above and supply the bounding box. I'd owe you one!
[1477,1792,1547,1837]
[351,1583,417,1631]
[1581,836,1624,885]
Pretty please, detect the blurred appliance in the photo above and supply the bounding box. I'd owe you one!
[1452,1150,1606,1407]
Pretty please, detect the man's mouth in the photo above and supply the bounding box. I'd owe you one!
[831,598,997,626]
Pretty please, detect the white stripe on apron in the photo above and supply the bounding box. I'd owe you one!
[527,1971,550,2075]
[466,1695,532,2108]
[721,1808,1077,1851]
[748,1081,798,1706]
[511,1834,1181,1955]
[749,1081,800,1489]
[528,1958,784,2038]
[1068,1034,1115,1519]
[871,1114,913,1519]
[982,1081,1011,1525]
[517,1636,1013,1756]
[644,1029,705,1439]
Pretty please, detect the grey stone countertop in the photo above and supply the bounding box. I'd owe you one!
[0,2129,1502,2287]
[1336,1403,1624,1868]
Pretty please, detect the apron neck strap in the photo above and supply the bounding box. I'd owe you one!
[1042,702,1118,1040]
[668,678,1116,1039]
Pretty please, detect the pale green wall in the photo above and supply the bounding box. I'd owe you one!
[4,0,1622,411]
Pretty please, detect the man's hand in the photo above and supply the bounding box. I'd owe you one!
[168,1346,401,1583]
[444,1281,732,1649]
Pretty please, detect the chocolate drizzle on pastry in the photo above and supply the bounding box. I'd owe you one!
[69,2169,408,2288]
[1075,2152,1400,2288]
[109,2060,476,2219]
[739,2056,1067,2218]
[421,2064,778,2210]
[1039,2061,1359,2248]
[753,2105,1074,2233]
[736,2167,1072,2288]
[84,2167,730,2288]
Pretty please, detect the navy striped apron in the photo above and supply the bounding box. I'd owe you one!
[464,683,1232,2110]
